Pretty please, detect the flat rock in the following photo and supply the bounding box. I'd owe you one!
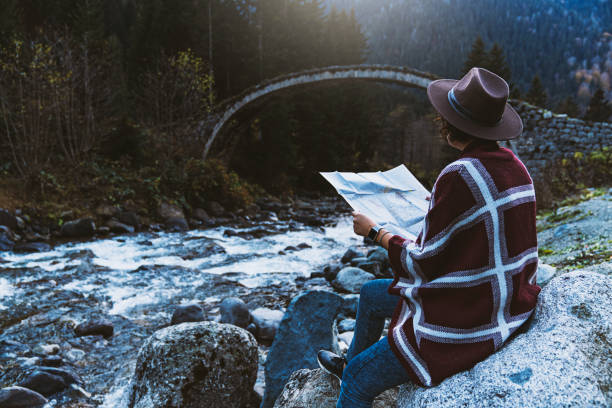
[127,321,258,408]
[262,290,343,408]
[397,270,612,407]
[0,386,47,408]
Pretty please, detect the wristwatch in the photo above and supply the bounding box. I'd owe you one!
[368,224,382,241]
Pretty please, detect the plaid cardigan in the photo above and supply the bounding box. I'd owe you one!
[386,139,541,387]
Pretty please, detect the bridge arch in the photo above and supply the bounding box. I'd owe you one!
[202,64,439,160]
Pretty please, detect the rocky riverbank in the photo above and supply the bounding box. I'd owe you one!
[1,190,611,407]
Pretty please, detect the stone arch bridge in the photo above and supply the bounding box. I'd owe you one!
[201,64,439,160]
[201,65,610,178]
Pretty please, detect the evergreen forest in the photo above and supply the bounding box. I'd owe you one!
[0,0,610,216]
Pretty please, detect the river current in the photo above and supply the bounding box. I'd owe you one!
[0,214,358,406]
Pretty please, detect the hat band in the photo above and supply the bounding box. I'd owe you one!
[447,88,501,127]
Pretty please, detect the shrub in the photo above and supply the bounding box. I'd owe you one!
[183,158,259,210]
[534,147,612,210]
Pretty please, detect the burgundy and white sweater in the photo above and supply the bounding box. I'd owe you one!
[386,139,541,387]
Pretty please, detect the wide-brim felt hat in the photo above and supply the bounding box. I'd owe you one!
[427,67,523,141]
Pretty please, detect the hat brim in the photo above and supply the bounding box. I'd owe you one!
[427,79,523,141]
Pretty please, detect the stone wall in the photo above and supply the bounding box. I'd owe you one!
[510,101,612,176]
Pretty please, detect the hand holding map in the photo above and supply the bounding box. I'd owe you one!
[321,165,430,241]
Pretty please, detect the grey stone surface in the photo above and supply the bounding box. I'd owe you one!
[273,368,398,408]
[332,267,375,293]
[536,263,557,286]
[397,270,612,408]
[170,303,205,325]
[341,247,362,264]
[0,386,47,408]
[219,297,252,328]
[262,290,344,408]
[127,321,258,408]
[60,218,96,238]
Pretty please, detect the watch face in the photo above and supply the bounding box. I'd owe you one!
[368,226,380,240]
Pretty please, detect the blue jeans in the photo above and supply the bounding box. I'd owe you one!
[337,279,412,407]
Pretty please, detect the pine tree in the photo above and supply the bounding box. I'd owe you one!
[526,75,547,107]
[463,36,486,74]
[583,89,612,122]
[554,96,580,118]
[486,42,511,82]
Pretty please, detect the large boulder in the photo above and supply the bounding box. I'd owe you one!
[273,368,397,408]
[262,290,343,408]
[127,321,258,408]
[398,270,612,407]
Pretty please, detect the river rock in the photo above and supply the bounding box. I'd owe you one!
[36,366,82,385]
[367,247,391,270]
[192,208,210,222]
[106,220,135,234]
[0,229,15,251]
[250,307,284,344]
[32,343,60,355]
[536,263,557,286]
[323,263,342,282]
[118,211,140,229]
[206,201,225,217]
[219,297,252,328]
[0,209,18,230]
[12,242,51,253]
[0,386,47,408]
[354,260,382,277]
[341,248,361,264]
[127,321,258,408]
[332,267,375,293]
[262,290,343,408]
[340,294,359,317]
[165,216,189,231]
[18,370,68,397]
[273,368,397,408]
[158,202,184,219]
[74,319,114,338]
[337,318,355,333]
[40,355,63,367]
[397,270,612,407]
[60,218,96,238]
[170,303,205,325]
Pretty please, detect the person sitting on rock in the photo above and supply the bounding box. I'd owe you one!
[317,67,541,407]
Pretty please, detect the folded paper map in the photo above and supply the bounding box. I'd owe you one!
[321,165,430,241]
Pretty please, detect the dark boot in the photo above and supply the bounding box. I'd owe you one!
[317,350,346,383]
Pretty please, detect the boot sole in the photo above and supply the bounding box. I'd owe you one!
[317,355,343,385]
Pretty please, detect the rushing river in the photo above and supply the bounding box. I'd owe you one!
[0,212,359,407]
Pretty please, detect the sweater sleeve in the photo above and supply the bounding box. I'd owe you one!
[386,166,473,284]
